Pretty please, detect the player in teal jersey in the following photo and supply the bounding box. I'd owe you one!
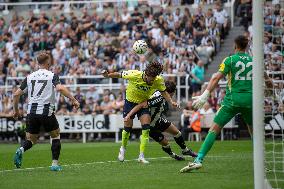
[180,35,253,172]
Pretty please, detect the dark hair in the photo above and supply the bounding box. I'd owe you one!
[36,50,50,65]
[145,61,163,77]
[234,35,249,50]
[165,81,176,94]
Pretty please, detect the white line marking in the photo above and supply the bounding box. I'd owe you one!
[0,155,244,173]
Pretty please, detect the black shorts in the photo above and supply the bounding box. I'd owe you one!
[26,114,59,134]
[149,117,172,142]
[123,99,150,119]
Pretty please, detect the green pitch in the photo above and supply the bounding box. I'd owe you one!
[0,141,254,189]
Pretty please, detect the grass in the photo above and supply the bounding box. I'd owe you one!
[0,141,256,189]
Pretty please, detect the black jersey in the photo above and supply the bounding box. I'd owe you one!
[147,91,169,127]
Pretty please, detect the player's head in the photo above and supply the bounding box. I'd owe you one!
[144,60,163,85]
[165,81,176,97]
[234,35,249,51]
[36,50,52,68]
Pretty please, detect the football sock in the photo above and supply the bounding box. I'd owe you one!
[197,131,217,160]
[173,131,187,150]
[51,139,61,161]
[20,140,33,153]
[122,129,130,148]
[139,129,149,154]
[162,144,174,156]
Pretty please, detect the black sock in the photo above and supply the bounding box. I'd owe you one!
[162,145,173,156]
[51,139,61,160]
[174,134,187,150]
[22,140,33,152]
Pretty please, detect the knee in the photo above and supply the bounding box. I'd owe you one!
[26,133,38,144]
[50,129,60,138]
[209,124,221,134]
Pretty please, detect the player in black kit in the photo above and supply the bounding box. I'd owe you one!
[124,81,197,160]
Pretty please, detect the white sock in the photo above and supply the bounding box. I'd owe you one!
[139,152,144,158]
[120,146,125,151]
[52,160,58,166]
[20,147,24,153]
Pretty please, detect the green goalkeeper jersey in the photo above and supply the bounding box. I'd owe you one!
[218,52,253,108]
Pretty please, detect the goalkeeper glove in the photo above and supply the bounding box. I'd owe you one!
[192,90,210,109]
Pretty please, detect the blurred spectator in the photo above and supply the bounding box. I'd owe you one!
[112,93,124,113]
[200,102,214,114]
[85,86,100,102]
[74,87,86,109]
[191,60,205,96]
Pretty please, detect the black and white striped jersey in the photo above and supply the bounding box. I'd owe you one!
[20,69,61,116]
[147,91,169,127]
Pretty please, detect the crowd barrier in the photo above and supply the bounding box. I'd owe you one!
[0,114,139,143]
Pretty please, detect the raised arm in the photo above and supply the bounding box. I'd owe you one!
[160,91,179,109]
[192,72,224,109]
[124,101,148,122]
[101,70,121,78]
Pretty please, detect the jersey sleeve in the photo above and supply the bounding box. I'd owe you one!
[154,76,166,92]
[218,57,231,76]
[120,70,137,80]
[52,74,61,87]
[20,77,27,90]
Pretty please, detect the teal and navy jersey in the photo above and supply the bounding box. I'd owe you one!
[218,52,252,108]
[148,91,169,127]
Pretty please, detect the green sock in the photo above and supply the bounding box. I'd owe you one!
[197,131,217,160]
[139,129,150,154]
[122,130,130,148]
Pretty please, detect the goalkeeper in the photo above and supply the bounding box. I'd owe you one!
[124,81,197,161]
[180,35,254,172]
[102,61,178,163]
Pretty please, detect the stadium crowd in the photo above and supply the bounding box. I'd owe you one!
[0,0,231,120]
[181,0,284,137]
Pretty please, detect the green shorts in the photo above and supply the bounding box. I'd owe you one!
[214,104,252,128]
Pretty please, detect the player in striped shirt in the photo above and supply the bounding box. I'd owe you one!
[13,51,80,171]
[124,81,197,160]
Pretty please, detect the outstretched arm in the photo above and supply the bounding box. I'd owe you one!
[13,88,24,119]
[56,84,80,109]
[124,101,148,122]
[101,70,121,78]
[192,72,224,109]
[160,91,180,109]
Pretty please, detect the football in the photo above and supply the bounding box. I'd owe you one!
[132,40,148,54]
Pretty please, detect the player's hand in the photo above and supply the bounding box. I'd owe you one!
[171,101,180,109]
[192,90,210,109]
[124,116,131,122]
[13,110,20,120]
[72,99,80,109]
[101,70,109,78]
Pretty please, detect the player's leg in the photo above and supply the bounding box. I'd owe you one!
[119,100,136,161]
[149,128,184,161]
[14,115,39,168]
[119,119,133,162]
[164,122,197,157]
[43,114,62,171]
[49,128,62,171]
[137,109,151,163]
[240,107,253,136]
[180,105,236,172]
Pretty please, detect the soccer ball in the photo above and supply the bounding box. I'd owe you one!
[133,40,148,54]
